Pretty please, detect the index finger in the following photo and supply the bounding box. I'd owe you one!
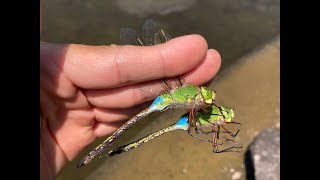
[62,35,209,89]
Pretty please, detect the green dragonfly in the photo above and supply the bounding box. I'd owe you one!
[77,20,231,168]
[100,104,241,158]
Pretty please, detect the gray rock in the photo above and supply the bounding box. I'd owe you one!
[245,128,280,180]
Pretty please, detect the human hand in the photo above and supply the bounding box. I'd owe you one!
[40,7,221,180]
[40,36,221,179]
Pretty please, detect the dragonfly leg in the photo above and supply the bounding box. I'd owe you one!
[197,125,236,135]
[187,125,223,145]
[213,137,243,153]
[212,125,242,152]
[212,124,220,151]
[163,77,183,90]
[163,79,173,91]
[196,125,229,135]
[216,126,224,145]
[200,106,209,113]
[176,76,184,86]
[212,124,242,152]
[188,109,196,133]
[167,73,184,87]
[192,112,199,133]
[213,145,243,153]
[221,138,241,144]
[227,121,241,125]
[215,138,241,146]
[198,129,234,135]
[220,125,240,138]
[217,126,221,139]
[187,131,213,143]
[187,112,192,133]
[197,128,215,135]
[224,122,241,135]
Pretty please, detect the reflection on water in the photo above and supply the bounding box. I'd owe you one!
[116,0,198,17]
[41,0,279,179]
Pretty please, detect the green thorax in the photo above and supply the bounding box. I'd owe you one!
[150,84,216,111]
[220,106,234,122]
[200,86,215,104]
[171,84,201,103]
[196,105,235,125]
[154,93,174,110]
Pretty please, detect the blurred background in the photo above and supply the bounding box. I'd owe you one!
[41,0,280,179]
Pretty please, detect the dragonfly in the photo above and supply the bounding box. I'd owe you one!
[99,104,242,159]
[77,19,226,168]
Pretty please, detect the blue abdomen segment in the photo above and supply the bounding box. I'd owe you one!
[149,96,163,110]
[175,115,188,130]
[149,93,174,111]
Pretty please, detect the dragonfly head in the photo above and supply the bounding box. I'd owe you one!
[220,106,235,123]
[201,86,216,104]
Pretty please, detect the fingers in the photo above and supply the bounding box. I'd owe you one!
[48,108,96,159]
[93,102,150,122]
[85,49,221,109]
[41,42,78,99]
[62,35,208,89]
[92,101,150,137]
[93,120,128,138]
[50,102,151,157]
[92,102,152,137]
[182,49,221,85]
[85,80,168,108]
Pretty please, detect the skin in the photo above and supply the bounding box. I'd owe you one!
[40,4,221,180]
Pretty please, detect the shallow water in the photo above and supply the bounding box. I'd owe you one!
[41,0,279,73]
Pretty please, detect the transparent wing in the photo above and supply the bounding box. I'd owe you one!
[142,19,159,46]
[120,28,145,46]
[142,19,159,45]
[120,19,182,88]
[120,19,172,46]
[154,29,172,44]
[142,19,172,45]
